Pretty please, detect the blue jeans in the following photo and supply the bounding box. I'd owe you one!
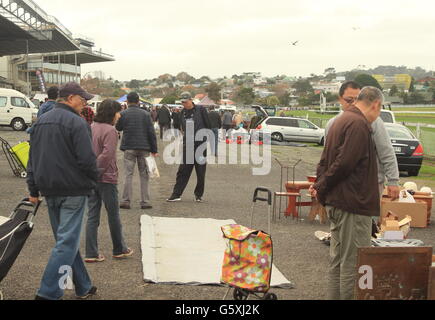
[86,183,128,257]
[37,196,92,300]
[211,128,219,156]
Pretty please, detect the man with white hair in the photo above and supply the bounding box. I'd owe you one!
[310,86,384,300]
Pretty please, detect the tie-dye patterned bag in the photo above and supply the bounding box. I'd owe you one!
[220,224,273,293]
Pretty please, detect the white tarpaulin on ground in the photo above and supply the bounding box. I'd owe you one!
[140,215,293,288]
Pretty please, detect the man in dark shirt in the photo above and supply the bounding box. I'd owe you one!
[167,92,211,203]
[157,104,172,139]
[310,86,383,300]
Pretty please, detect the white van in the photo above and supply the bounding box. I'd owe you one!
[0,88,38,131]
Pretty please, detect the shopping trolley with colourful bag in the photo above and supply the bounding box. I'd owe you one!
[221,187,278,300]
[0,137,29,178]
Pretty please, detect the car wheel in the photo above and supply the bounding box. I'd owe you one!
[271,132,283,142]
[11,118,26,131]
[408,169,420,177]
[318,137,325,146]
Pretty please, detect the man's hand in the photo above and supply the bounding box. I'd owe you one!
[387,185,400,201]
[29,196,40,205]
[309,185,317,198]
[152,153,159,157]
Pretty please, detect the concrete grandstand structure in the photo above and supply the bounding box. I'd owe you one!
[0,0,114,95]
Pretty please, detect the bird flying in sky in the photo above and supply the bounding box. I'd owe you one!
[291,41,299,46]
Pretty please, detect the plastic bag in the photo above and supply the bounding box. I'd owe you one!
[145,156,160,178]
[398,190,415,203]
[154,122,159,132]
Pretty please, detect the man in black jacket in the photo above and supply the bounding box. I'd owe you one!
[157,104,171,139]
[207,106,222,156]
[167,92,211,202]
[27,82,98,300]
[116,92,158,210]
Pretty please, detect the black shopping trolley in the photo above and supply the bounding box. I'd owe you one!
[0,198,41,300]
[0,137,28,178]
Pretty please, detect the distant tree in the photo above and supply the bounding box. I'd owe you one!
[128,79,141,89]
[235,87,255,105]
[292,80,313,94]
[389,85,398,96]
[325,92,339,103]
[266,96,280,106]
[424,81,430,87]
[279,93,291,106]
[205,82,221,103]
[409,77,415,92]
[354,74,382,90]
[160,94,178,104]
[406,92,425,104]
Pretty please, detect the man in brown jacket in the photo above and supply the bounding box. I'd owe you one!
[310,86,383,300]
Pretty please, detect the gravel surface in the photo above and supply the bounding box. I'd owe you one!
[0,127,433,300]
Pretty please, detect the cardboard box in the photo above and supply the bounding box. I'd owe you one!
[381,200,428,228]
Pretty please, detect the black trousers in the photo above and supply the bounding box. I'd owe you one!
[159,123,170,139]
[172,163,207,198]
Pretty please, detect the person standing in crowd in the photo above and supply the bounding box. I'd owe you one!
[233,111,243,129]
[222,109,233,138]
[310,86,384,300]
[81,104,95,126]
[116,92,158,210]
[157,104,171,139]
[207,106,222,157]
[85,100,133,263]
[167,91,211,203]
[325,81,400,201]
[27,82,98,300]
[37,86,58,117]
[27,86,59,134]
[151,106,158,123]
[172,106,182,135]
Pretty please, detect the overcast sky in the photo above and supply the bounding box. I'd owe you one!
[37,0,435,81]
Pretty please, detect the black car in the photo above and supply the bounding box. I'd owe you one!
[384,123,423,176]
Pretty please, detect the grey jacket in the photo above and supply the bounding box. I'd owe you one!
[115,105,157,153]
[325,113,399,186]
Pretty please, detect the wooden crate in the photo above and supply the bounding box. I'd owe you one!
[356,247,433,300]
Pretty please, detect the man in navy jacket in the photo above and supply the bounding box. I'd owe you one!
[27,82,99,300]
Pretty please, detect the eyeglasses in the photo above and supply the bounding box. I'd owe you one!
[343,97,356,104]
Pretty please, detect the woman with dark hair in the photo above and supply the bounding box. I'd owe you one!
[85,99,133,263]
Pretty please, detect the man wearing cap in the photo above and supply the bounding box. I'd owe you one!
[167,91,211,202]
[116,92,158,210]
[27,82,99,300]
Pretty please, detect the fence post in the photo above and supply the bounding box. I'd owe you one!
[416,123,421,139]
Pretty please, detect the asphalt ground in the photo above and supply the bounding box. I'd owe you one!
[0,127,434,300]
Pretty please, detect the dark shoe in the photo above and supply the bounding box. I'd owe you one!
[141,203,153,209]
[120,203,131,209]
[166,195,181,202]
[195,196,203,203]
[76,286,97,300]
[35,295,49,300]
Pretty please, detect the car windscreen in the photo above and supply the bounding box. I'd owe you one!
[386,126,415,140]
[380,111,394,123]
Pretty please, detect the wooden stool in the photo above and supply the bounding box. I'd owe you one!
[273,192,301,221]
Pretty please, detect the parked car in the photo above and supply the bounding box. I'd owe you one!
[384,123,423,176]
[380,109,396,123]
[254,116,325,145]
[0,88,38,131]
